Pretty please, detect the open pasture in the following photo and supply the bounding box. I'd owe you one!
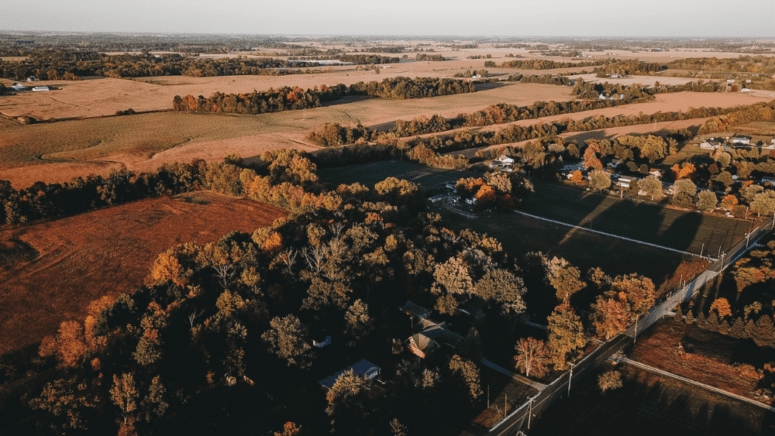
[0,191,286,356]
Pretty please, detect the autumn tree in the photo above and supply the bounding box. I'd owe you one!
[344,300,375,347]
[39,321,87,368]
[325,369,374,435]
[720,194,738,210]
[612,274,655,316]
[261,315,313,368]
[696,190,718,212]
[598,370,623,392]
[571,170,583,184]
[514,337,549,378]
[639,175,663,200]
[545,257,586,301]
[30,378,102,434]
[546,299,587,370]
[588,170,611,192]
[594,296,630,340]
[751,191,775,216]
[672,178,697,207]
[448,355,483,406]
[274,422,304,436]
[710,298,732,319]
[751,315,775,347]
[111,373,138,425]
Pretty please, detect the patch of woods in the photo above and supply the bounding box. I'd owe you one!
[171,77,476,114]
[0,51,401,81]
[496,59,610,69]
[0,150,329,225]
[0,145,661,435]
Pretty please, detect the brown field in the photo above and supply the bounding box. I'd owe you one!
[629,319,775,403]
[0,191,287,356]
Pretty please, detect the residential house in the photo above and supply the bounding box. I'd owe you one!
[761,177,775,186]
[501,165,514,173]
[616,175,638,189]
[26,76,39,82]
[11,83,27,91]
[318,360,382,390]
[495,155,515,166]
[429,194,447,203]
[732,134,752,145]
[699,138,724,150]
[406,318,463,359]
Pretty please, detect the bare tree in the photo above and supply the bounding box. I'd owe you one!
[302,245,329,273]
[279,248,298,274]
[212,264,236,289]
[187,309,204,328]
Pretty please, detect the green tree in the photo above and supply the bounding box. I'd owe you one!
[588,170,611,192]
[696,190,718,212]
[343,300,375,347]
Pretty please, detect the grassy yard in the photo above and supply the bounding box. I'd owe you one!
[317,160,476,188]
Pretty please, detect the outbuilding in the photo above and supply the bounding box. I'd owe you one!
[32,86,50,92]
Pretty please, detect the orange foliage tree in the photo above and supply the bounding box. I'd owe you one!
[39,321,87,368]
[710,298,732,318]
[571,170,583,184]
[594,297,631,340]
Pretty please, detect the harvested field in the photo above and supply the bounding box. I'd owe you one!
[629,320,775,403]
[0,73,574,120]
[518,182,751,257]
[0,191,287,356]
[528,362,775,436]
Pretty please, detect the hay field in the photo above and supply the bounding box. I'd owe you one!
[0,62,582,120]
[0,191,287,356]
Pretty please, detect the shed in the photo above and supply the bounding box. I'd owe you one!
[11,83,27,91]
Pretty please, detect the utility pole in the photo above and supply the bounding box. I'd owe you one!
[746,231,751,248]
[487,385,490,409]
[568,362,575,396]
[699,243,704,258]
[527,397,533,430]
[635,317,639,343]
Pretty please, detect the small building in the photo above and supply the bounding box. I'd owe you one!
[466,197,477,205]
[700,138,724,149]
[32,86,49,92]
[741,88,751,93]
[616,175,638,189]
[429,194,447,203]
[727,79,735,83]
[11,83,27,91]
[501,165,514,173]
[761,177,775,186]
[649,168,662,178]
[406,319,463,359]
[445,181,456,190]
[732,135,752,145]
[26,76,39,82]
[318,360,382,390]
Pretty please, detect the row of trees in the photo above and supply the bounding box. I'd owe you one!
[173,77,476,115]
[0,149,326,225]
[497,59,609,69]
[0,52,400,81]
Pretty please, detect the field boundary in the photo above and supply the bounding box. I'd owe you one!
[610,355,775,413]
[513,209,717,260]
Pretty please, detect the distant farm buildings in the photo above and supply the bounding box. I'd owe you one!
[699,138,724,149]
[10,83,27,91]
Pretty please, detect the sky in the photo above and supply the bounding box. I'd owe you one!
[2,0,774,37]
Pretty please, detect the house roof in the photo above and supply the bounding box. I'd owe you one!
[318,359,381,389]
[400,301,431,318]
[420,325,463,347]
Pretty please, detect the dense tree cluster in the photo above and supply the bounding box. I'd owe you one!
[497,59,608,69]
[415,54,445,61]
[0,51,399,80]
[174,78,476,114]
[505,74,574,86]
[0,150,328,225]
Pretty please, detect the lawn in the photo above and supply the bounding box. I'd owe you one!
[528,363,775,436]
[317,159,476,188]
[519,181,751,257]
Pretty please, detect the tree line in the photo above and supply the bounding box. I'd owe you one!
[497,59,610,69]
[172,78,476,115]
[0,51,400,81]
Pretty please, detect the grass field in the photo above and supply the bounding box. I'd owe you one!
[519,181,751,257]
[317,159,475,188]
[528,363,775,436]
[0,191,286,356]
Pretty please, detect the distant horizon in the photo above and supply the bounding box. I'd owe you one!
[2,31,775,40]
[3,0,774,38]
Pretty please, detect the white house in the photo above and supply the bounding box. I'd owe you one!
[11,83,27,91]
[32,86,50,92]
[732,135,752,145]
[26,76,39,82]
[741,88,751,93]
[466,197,477,205]
[501,165,514,173]
[700,138,724,149]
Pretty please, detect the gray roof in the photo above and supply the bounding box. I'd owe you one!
[400,301,431,318]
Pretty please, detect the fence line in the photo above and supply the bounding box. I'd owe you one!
[513,210,716,259]
[487,218,775,436]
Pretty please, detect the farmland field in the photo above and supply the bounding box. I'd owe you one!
[528,363,775,436]
[0,191,287,356]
